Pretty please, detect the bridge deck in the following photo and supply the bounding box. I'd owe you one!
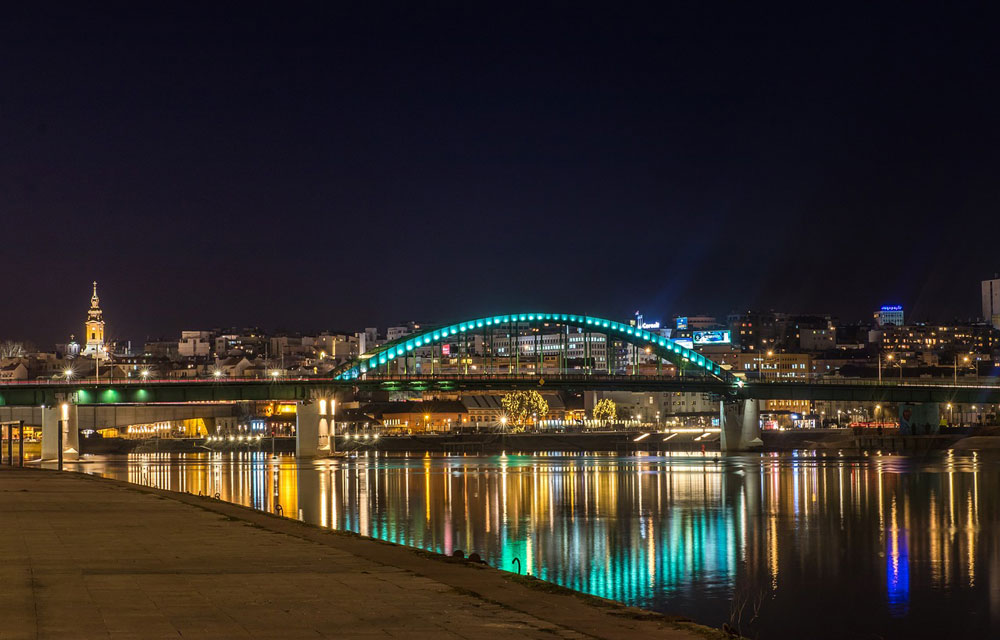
[1,374,999,405]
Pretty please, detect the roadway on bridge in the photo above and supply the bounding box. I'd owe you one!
[2,374,999,406]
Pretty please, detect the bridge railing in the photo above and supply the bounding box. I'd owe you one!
[0,373,724,387]
[1,372,999,389]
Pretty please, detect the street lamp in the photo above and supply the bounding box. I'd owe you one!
[885,354,902,381]
[955,355,971,384]
[879,352,895,384]
[140,369,150,380]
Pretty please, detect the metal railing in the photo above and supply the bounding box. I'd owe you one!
[1,372,998,389]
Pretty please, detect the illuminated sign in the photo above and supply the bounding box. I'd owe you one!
[674,338,694,349]
[692,330,731,345]
[880,305,903,312]
[640,322,661,330]
[441,344,451,356]
[676,317,688,330]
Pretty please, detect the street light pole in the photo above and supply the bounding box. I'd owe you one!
[886,354,901,381]
[953,355,969,384]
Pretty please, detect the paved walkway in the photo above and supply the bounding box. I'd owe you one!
[0,467,717,639]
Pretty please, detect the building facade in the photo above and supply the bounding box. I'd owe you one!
[874,305,904,327]
[178,331,213,357]
[983,276,1000,329]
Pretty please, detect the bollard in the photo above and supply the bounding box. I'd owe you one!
[57,420,65,471]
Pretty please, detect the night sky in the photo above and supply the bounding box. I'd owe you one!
[4,3,999,346]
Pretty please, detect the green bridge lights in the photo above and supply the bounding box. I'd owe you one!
[332,313,731,382]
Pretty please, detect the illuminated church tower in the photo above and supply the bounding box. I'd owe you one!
[82,281,107,358]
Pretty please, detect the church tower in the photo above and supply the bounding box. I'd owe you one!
[82,281,107,358]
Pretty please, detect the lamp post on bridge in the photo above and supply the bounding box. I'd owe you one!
[885,353,902,382]
[954,354,973,384]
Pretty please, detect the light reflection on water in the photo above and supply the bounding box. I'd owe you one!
[70,450,1000,639]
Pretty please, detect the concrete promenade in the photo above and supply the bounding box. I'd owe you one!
[0,467,717,639]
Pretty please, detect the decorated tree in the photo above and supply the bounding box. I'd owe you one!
[501,390,549,429]
[593,397,617,424]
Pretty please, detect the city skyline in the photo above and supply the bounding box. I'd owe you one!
[5,276,1000,347]
[5,4,1000,342]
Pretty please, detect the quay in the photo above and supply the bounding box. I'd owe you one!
[0,467,717,639]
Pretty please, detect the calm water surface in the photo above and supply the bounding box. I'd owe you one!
[69,451,1000,639]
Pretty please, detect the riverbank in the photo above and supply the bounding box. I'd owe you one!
[0,466,721,639]
[15,426,993,463]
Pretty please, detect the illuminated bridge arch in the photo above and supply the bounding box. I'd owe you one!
[332,313,731,382]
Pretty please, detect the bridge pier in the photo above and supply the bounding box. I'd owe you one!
[41,403,80,462]
[295,398,336,458]
[720,398,762,452]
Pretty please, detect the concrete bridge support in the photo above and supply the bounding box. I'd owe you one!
[295,398,335,458]
[41,403,80,461]
[720,398,762,452]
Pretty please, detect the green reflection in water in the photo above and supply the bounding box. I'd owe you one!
[72,450,1000,640]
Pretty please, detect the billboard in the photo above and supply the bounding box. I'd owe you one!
[441,344,451,356]
[692,330,731,345]
[676,317,688,330]
[674,338,694,349]
[897,403,940,435]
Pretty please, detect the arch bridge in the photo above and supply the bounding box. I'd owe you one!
[334,312,731,382]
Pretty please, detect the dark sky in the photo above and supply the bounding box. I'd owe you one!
[4,2,999,346]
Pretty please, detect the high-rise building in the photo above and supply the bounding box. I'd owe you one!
[874,305,904,327]
[81,281,108,359]
[982,276,1000,329]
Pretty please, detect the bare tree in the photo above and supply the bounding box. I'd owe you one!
[0,340,26,358]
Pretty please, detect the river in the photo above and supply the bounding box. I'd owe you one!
[67,450,999,639]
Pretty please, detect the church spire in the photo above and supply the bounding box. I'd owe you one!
[83,280,106,358]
